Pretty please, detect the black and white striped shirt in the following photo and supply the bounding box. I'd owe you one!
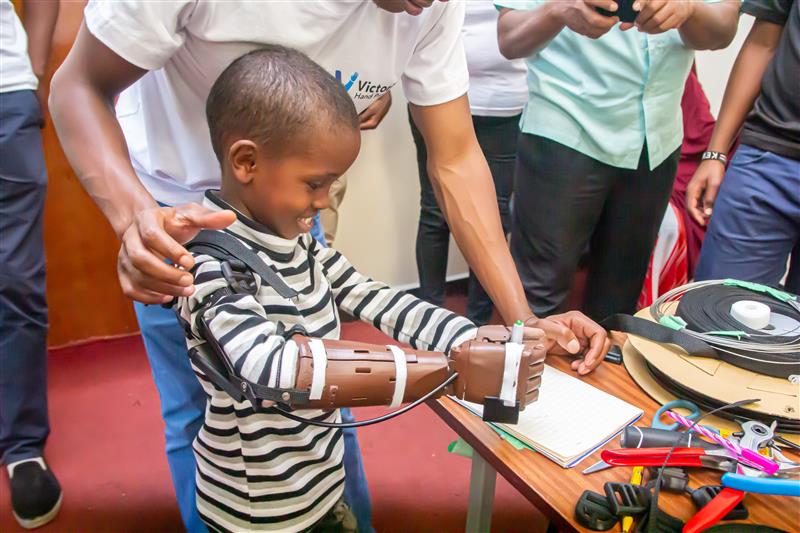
[176,192,477,532]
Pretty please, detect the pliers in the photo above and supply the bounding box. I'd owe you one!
[721,473,800,497]
[600,447,737,473]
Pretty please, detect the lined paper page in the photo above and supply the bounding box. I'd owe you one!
[458,365,643,463]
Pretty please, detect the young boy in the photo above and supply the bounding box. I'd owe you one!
[174,46,541,532]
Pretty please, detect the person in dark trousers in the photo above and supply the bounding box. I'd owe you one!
[0,0,61,529]
[689,0,800,292]
[496,0,740,321]
[410,0,528,325]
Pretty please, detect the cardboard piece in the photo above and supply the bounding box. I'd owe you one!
[623,340,800,445]
[622,308,800,445]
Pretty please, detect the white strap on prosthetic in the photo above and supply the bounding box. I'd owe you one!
[279,340,299,389]
[499,342,524,407]
[308,339,327,400]
[386,345,408,408]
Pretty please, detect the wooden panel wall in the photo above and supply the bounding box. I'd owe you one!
[33,1,140,346]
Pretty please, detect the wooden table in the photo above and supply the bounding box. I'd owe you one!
[428,356,800,533]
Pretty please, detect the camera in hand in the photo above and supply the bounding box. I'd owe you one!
[596,0,638,23]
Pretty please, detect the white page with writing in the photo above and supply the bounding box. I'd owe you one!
[458,365,643,460]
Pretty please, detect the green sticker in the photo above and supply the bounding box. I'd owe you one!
[723,279,796,303]
[659,315,688,331]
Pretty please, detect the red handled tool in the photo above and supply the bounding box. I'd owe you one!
[600,447,737,472]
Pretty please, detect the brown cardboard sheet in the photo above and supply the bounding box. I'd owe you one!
[622,308,800,445]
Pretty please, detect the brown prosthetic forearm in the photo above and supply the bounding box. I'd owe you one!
[290,331,545,416]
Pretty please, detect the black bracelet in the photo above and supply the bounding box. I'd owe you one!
[701,150,728,165]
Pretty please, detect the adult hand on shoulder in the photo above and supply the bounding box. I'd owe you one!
[359,91,393,130]
[557,0,621,39]
[525,311,611,375]
[118,203,236,304]
[686,159,726,226]
[633,0,696,34]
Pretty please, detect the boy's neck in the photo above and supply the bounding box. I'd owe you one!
[212,187,281,238]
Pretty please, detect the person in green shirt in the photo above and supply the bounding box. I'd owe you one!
[495,0,740,320]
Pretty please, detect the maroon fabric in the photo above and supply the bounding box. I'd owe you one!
[671,66,717,278]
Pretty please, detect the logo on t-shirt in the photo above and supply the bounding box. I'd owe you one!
[335,69,394,102]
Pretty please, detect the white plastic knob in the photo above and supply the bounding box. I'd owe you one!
[730,300,770,330]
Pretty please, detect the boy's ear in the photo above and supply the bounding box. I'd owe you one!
[228,140,259,184]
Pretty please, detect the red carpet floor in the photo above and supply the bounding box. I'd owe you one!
[0,307,547,532]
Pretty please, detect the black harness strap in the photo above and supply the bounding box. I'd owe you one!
[186,230,297,299]
[183,230,309,407]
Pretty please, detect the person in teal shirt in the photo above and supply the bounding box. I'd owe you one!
[495,0,740,320]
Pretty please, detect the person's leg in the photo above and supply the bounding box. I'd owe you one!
[696,145,800,290]
[671,154,706,278]
[787,240,800,295]
[409,106,450,306]
[0,89,61,528]
[319,173,349,247]
[465,114,519,324]
[583,146,680,320]
[510,134,614,317]
[133,302,208,533]
[339,408,373,533]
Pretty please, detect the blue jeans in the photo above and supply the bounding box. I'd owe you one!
[0,91,49,466]
[136,213,373,532]
[696,144,799,293]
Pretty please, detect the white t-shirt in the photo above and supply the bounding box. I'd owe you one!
[463,0,527,117]
[0,0,38,93]
[84,1,469,206]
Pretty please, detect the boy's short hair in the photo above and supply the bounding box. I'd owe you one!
[206,45,359,162]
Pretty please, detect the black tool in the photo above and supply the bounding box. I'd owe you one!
[595,0,638,22]
[605,482,650,517]
[621,426,722,450]
[690,485,749,521]
[643,508,684,533]
[651,467,689,493]
[604,345,623,365]
[575,490,618,531]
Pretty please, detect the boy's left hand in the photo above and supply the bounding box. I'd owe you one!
[525,311,611,375]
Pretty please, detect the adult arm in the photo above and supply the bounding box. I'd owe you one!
[686,18,782,225]
[632,0,740,50]
[21,0,59,112]
[497,1,620,59]
[50,24,234,303]
[409,96,610,373]
[678,0,741,49]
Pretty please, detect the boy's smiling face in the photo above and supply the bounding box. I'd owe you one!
[224,126,361,240]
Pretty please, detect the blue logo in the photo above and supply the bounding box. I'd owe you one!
[335,70,359,91]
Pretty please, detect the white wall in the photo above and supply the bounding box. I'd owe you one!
[334,91,469,288]
[695,14,754,116]
[335,14,756,287]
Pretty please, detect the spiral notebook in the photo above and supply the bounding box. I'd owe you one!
[453,365,643,468]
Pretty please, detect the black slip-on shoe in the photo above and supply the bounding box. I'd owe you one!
[8,458,63,529]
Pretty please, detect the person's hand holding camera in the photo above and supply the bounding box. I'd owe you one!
[631,0,697,34]
[555,0,621,39]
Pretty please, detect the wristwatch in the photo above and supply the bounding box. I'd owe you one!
[701,151,728,165]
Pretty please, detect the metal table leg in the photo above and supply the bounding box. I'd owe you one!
[465,451,497,533]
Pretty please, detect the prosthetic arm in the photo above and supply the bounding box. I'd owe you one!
[193,322,546,424]
[182,230,546,424]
